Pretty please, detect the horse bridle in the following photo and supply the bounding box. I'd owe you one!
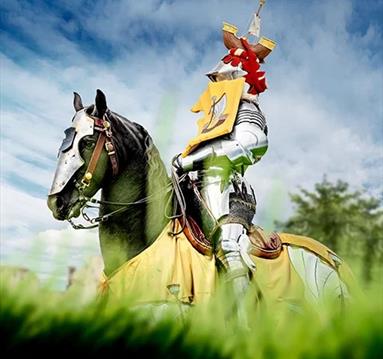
[68,113,175,229]
[77,113,118,191]
[69,113,121,229]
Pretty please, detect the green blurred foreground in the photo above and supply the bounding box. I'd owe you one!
[0,263,382,358]
[1,178,382,357]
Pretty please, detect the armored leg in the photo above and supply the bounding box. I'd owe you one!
[218,223,251,294]
[200,174,257,318]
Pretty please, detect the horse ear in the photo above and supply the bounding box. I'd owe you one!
[95,89,107,118]
[73,92,83,111]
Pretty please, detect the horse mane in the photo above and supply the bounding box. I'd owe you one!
[107,109,171,242]
[96,109,170,203]
[107,110,146,167]
[86,104,169,186]
[86,104,171,242]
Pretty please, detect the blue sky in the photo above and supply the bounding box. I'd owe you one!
[1,0,382,287]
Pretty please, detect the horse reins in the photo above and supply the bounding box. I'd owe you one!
[79,114,118,189]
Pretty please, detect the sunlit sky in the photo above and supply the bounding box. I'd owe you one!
[1,0,382,288]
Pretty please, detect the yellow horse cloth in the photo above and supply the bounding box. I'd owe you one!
[100,221,217,304]
[100,222,355,307]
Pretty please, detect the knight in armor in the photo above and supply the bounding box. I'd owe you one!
[173,23,276,308]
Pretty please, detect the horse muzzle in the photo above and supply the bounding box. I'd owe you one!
[47,192,82,220]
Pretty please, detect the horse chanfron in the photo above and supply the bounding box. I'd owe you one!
[49,109,94,196]
[47,91,110,221]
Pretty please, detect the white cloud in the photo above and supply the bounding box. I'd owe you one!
[0,183,63,234]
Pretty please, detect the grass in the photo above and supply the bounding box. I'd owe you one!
[0,262,382,358]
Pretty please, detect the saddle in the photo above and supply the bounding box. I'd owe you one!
[177,175,282,260]
[183,216,282,260]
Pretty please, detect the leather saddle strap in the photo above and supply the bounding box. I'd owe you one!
[177,217,212,256]
[247,227,282,259]
[82,132,106,184]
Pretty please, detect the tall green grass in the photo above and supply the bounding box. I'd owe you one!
[1,262,382,358]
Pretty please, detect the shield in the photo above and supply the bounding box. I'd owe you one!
[182,78,245,157]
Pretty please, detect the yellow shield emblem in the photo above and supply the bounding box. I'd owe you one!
[182,78,245,157]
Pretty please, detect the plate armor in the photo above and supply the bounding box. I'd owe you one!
[177,36,273,297]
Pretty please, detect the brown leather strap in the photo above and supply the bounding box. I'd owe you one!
[248,226,282,259]
[105,138,118,176]
[81,115,120,186]
[178,217,213,256]
[82,132,106,185]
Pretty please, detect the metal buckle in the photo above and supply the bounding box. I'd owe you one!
[81,172,92,187]
[80,178,90,187]
[103,120,113,137]
[105,141,115,155]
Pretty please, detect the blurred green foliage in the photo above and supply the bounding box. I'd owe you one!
[0,263,382,358]
[277,177,383,282]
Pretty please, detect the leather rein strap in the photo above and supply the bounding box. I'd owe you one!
[81,115,118,188]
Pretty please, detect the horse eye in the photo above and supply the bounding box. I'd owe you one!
[82,137,95,149]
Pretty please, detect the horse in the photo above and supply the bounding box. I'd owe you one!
[47,90,355,313]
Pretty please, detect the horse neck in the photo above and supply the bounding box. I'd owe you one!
[98,138,171,275]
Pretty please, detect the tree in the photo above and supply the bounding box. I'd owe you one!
[277,177,383,281]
